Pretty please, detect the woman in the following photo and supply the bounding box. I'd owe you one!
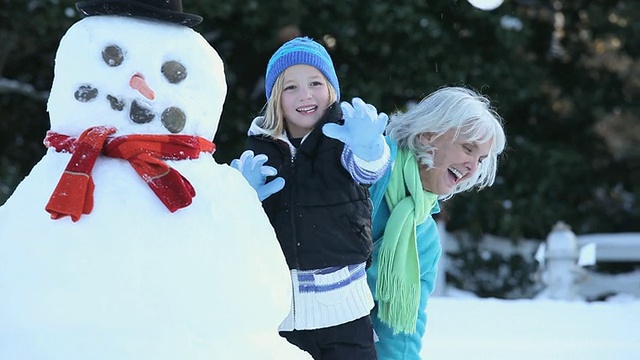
[366,86,507,359]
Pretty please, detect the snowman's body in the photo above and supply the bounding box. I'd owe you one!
[0,15,307,360]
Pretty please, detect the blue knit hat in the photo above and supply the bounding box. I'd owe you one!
[265,37,340,101]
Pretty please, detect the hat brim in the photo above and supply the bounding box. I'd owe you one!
[76,0,203,27]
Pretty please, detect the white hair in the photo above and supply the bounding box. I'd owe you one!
[386,86,507,200]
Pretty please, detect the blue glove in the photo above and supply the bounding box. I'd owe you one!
[322,97,388,161]
[230,150,285,201]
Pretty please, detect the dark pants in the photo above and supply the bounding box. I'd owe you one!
[279,315,378,360]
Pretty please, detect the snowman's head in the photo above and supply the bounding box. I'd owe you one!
[47,15,227,140]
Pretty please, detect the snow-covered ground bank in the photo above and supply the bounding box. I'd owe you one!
[422,295,640,360]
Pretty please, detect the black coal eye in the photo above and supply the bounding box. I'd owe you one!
[161,107,186,133]
[74,85,98,102]
[161,60,187,84]
[102,45,124,67]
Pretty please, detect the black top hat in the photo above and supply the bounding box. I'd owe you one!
[76,0,203,27]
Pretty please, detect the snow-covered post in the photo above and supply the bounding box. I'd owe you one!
[536,221,585,300]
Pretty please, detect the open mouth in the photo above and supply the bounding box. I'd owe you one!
[297,105,317,114]
[448,167,464,183]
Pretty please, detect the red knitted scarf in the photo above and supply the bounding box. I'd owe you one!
[44,126,215,222]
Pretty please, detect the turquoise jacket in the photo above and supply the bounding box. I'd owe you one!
[366,138,442,360]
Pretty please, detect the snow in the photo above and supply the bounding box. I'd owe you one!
[46,16,225,138]
[423,292,640,360]
[0,14,311,360]
[429,227,640,359]
[1,7,638,360]
[468,0,504,11]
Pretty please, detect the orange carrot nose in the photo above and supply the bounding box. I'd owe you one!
[130,74,155,100]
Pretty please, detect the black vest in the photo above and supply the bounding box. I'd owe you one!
[245,105,373,270]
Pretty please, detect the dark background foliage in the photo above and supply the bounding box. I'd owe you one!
[1,0,638,297]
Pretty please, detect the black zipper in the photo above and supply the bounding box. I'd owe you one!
[289,151,300,269]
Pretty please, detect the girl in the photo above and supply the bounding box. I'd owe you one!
[231,37,389,360]
[366,86,507,359]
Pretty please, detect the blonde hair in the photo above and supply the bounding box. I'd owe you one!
[260,70,338,137]
[387,86,507,200]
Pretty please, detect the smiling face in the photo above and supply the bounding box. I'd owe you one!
[279,64,331,138]
[418,129,493,195]
[47,15,226,138]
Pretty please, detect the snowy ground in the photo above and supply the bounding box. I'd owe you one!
[421,291,640,360]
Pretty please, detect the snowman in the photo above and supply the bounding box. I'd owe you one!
[0,1,310,359]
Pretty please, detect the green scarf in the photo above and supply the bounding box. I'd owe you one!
[376,148,438,334]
